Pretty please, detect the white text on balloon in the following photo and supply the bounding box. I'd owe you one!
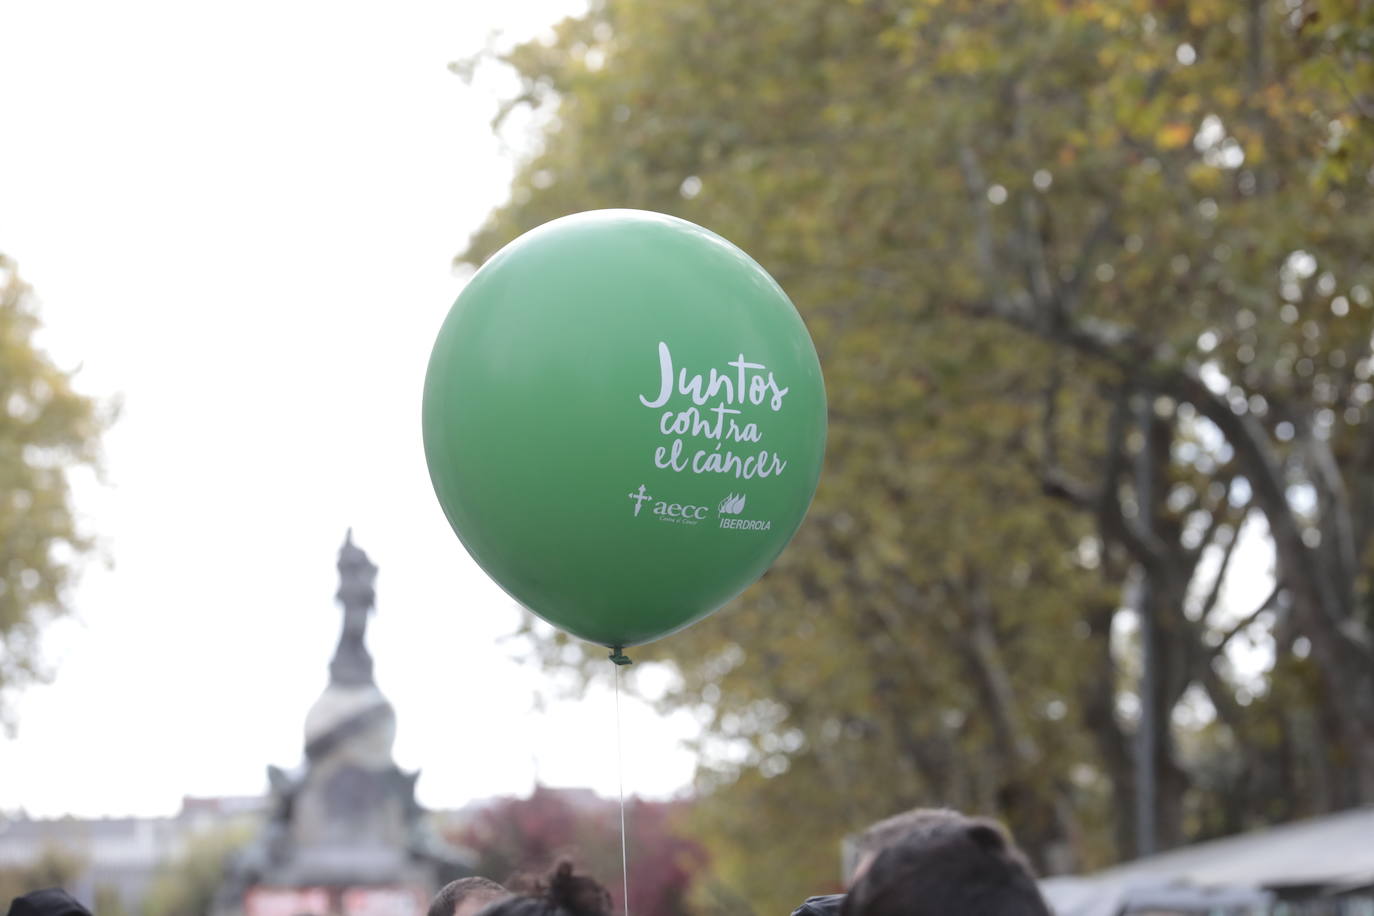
[638,341,789,410]
[653,439,788,479]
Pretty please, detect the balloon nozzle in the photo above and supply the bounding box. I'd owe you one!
[609,646,633,666]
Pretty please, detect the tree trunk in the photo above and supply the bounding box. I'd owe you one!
[1079,599,1137,860]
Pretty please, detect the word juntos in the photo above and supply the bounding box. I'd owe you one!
[638,341,790,480]
[639,342,789,412]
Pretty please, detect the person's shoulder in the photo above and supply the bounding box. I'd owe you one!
[789,894,846,916]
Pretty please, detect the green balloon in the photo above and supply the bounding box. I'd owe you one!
[423,210,826,649]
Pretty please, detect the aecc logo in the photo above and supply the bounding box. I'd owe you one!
[627,484,711,523]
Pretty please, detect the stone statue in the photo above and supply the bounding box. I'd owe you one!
[215,531,473,916]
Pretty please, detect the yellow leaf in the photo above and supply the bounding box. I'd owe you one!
[1156,122,1193,150]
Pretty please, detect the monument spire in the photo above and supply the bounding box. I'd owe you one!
[330,527,378,687]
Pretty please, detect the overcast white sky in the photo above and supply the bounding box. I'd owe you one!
[0,0,700,818]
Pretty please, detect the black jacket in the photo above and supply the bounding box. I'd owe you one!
[790,895,845,916]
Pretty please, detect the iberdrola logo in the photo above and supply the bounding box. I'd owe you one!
[719,493,747,515]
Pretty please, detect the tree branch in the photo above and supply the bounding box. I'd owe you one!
[1110,394,1172,568]
[960,145,1031,328]
[1018,187,1056,309]
[1163,372,1348,632]
[1188,476,1240,565]
[1197,512,1247,623]
[963,296,1367,658]
[962,577,1041,767]
[1060,204,1117,315]
[1208,582,1281,661]
[1307,432,1358,591]
[1350,417,1374,561]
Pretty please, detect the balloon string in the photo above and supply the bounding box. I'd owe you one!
[614,659,630,916]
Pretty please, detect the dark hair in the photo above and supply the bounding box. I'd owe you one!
[841,817,1051,916]
[854,807,966,862]
[429,877,510,916]
[474,862,612,916]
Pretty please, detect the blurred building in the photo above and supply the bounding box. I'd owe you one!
[0,795,266,910]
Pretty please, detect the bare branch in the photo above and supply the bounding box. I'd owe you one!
[1034,362,1100,508]
[1350,418,1374,559]
[1042,362,1063,470]
[1307,432,1358,589]
[1331,63,1374,122]
[1197,509,1247,622]
[964,294,1358,646]
[1040,466,1096,508]
[1191,501,1232,566]
[1208,582,1281,661]
[1018,192,1056,309]
[958,147,1008,310]
[1094,391,1171,569]
[964,578,1041,766]
[1060,204,1117,314]
[1196,651,1250,743]
[1163,372,1348,632]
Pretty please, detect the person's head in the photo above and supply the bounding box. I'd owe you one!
[429,877,511,916]
[473,862,611,916]
[849,807,965,883]
[841,815,1050,916]
[6,889,92,916]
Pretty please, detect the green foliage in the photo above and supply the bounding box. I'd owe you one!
[0,254,113,726]
[459,0,1374,909]
[143,824,253,916]
[94,883,133,916]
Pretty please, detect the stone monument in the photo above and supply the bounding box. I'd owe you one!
[216,531,472,916]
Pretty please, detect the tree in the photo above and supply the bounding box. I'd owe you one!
[0,844,85,906]
[457,0,1374,908]
[93,882,133,916]
[931,0,1374,829]
[0,253,113,726]
[143,823,254,916]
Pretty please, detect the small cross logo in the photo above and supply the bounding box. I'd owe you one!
[628,484,652,516]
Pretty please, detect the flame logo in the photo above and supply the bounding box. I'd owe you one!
[718,493,747,515]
